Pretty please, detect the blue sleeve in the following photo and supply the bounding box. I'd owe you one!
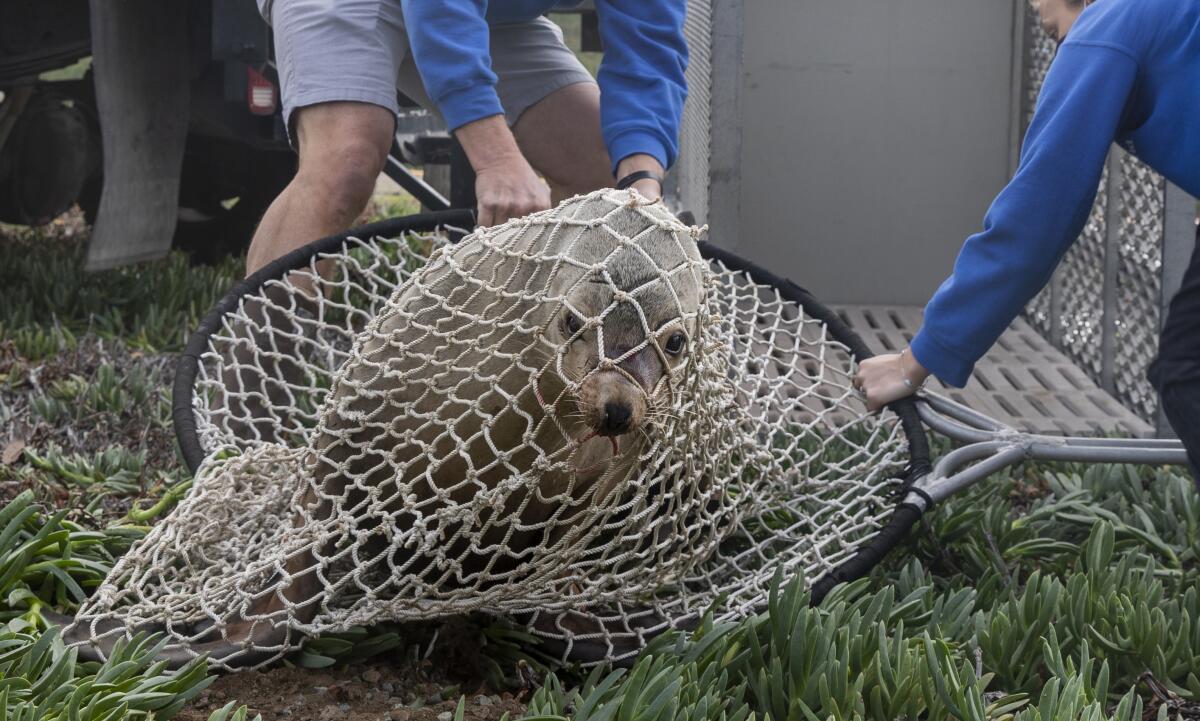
[910,43,1138,387]
[399,0,504,132]
[594,0,688,171]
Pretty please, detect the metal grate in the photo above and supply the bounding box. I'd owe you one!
[672,0,713,221]
[1018,1,1173,428]
[1055,166,1108,380]
[838,305,1154,437]
[1114,155,1166,422]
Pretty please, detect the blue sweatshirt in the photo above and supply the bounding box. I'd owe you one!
[912,0,1200,387]
[398,1,688,172]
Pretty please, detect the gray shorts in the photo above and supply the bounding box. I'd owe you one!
[259,0,596,143]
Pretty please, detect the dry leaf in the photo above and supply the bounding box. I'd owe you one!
[2,439,26,465]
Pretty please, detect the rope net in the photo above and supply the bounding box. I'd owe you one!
[71,190,911,668]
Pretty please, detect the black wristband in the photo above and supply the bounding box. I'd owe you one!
[615,170,664,191]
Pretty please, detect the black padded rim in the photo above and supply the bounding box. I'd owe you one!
[693,240,933,603]
[171,212,932,611]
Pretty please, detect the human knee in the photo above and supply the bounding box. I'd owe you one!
[293,104,392,218]
[296,138,386,219]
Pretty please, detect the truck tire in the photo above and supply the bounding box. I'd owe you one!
[0,89,99,226]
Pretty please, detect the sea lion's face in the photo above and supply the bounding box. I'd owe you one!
[547,236,704,440]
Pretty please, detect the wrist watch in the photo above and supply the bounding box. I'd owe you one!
[616,170,664,190]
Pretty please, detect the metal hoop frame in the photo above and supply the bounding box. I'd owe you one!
[168,212,1188,664]
[170,212,932,615]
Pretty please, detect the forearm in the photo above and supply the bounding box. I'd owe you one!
[454,115,550,226]
[454,114,523,172]
[913,44,1135,386]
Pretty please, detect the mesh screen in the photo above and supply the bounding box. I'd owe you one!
[1019,1,1164,423]
[1114,155,1165,421]
[1014,6,1059,336]
[69,191,911,669]
[673,0,713,221]
[1056,167,1108,379]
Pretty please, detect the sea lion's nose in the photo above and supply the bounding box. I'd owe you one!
[600,401,633,436]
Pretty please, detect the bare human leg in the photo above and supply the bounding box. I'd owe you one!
[511,82,614,204]
[245,101,395,276]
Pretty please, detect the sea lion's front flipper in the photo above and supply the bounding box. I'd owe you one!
[45,593,307,670]
[43,610,166,664]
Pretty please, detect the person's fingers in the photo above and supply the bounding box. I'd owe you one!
[493,203,513,227]
[477,200,495,228]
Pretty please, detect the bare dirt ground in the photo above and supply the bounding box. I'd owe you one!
[176,662,528,721]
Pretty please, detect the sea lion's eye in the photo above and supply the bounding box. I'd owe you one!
[563,312,583,337]
[664,332,687,356]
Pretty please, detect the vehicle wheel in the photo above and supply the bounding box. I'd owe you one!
[0,89,98,226]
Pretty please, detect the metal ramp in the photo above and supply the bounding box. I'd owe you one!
[836,305,1155,437]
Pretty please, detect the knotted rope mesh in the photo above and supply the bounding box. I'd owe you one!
[71,190,917,669]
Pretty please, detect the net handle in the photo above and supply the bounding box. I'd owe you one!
[172,209,477,475]
[908,391,1190,508]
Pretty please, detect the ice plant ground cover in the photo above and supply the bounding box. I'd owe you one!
[0,210,1196,721]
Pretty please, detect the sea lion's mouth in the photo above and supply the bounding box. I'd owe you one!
[577,369,646,440]
[573,430,622,477]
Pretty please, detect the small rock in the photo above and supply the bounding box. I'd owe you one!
[437,713,453,721]
[475,696,493,707]
[330,684,366,703]
[313,686,329,694]
[279,711,292,717]
[363,669,382,683]
[382,682,395,693]
[339,703,351,712]
[388,709,412,721]
[318,705,342,721]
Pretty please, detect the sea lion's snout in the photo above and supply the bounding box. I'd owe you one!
[601,401,633,436]
[579,370,647,438]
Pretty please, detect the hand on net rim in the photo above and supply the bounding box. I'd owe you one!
[854,347,931,412]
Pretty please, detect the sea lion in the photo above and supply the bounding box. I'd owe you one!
[129,189,709,667]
